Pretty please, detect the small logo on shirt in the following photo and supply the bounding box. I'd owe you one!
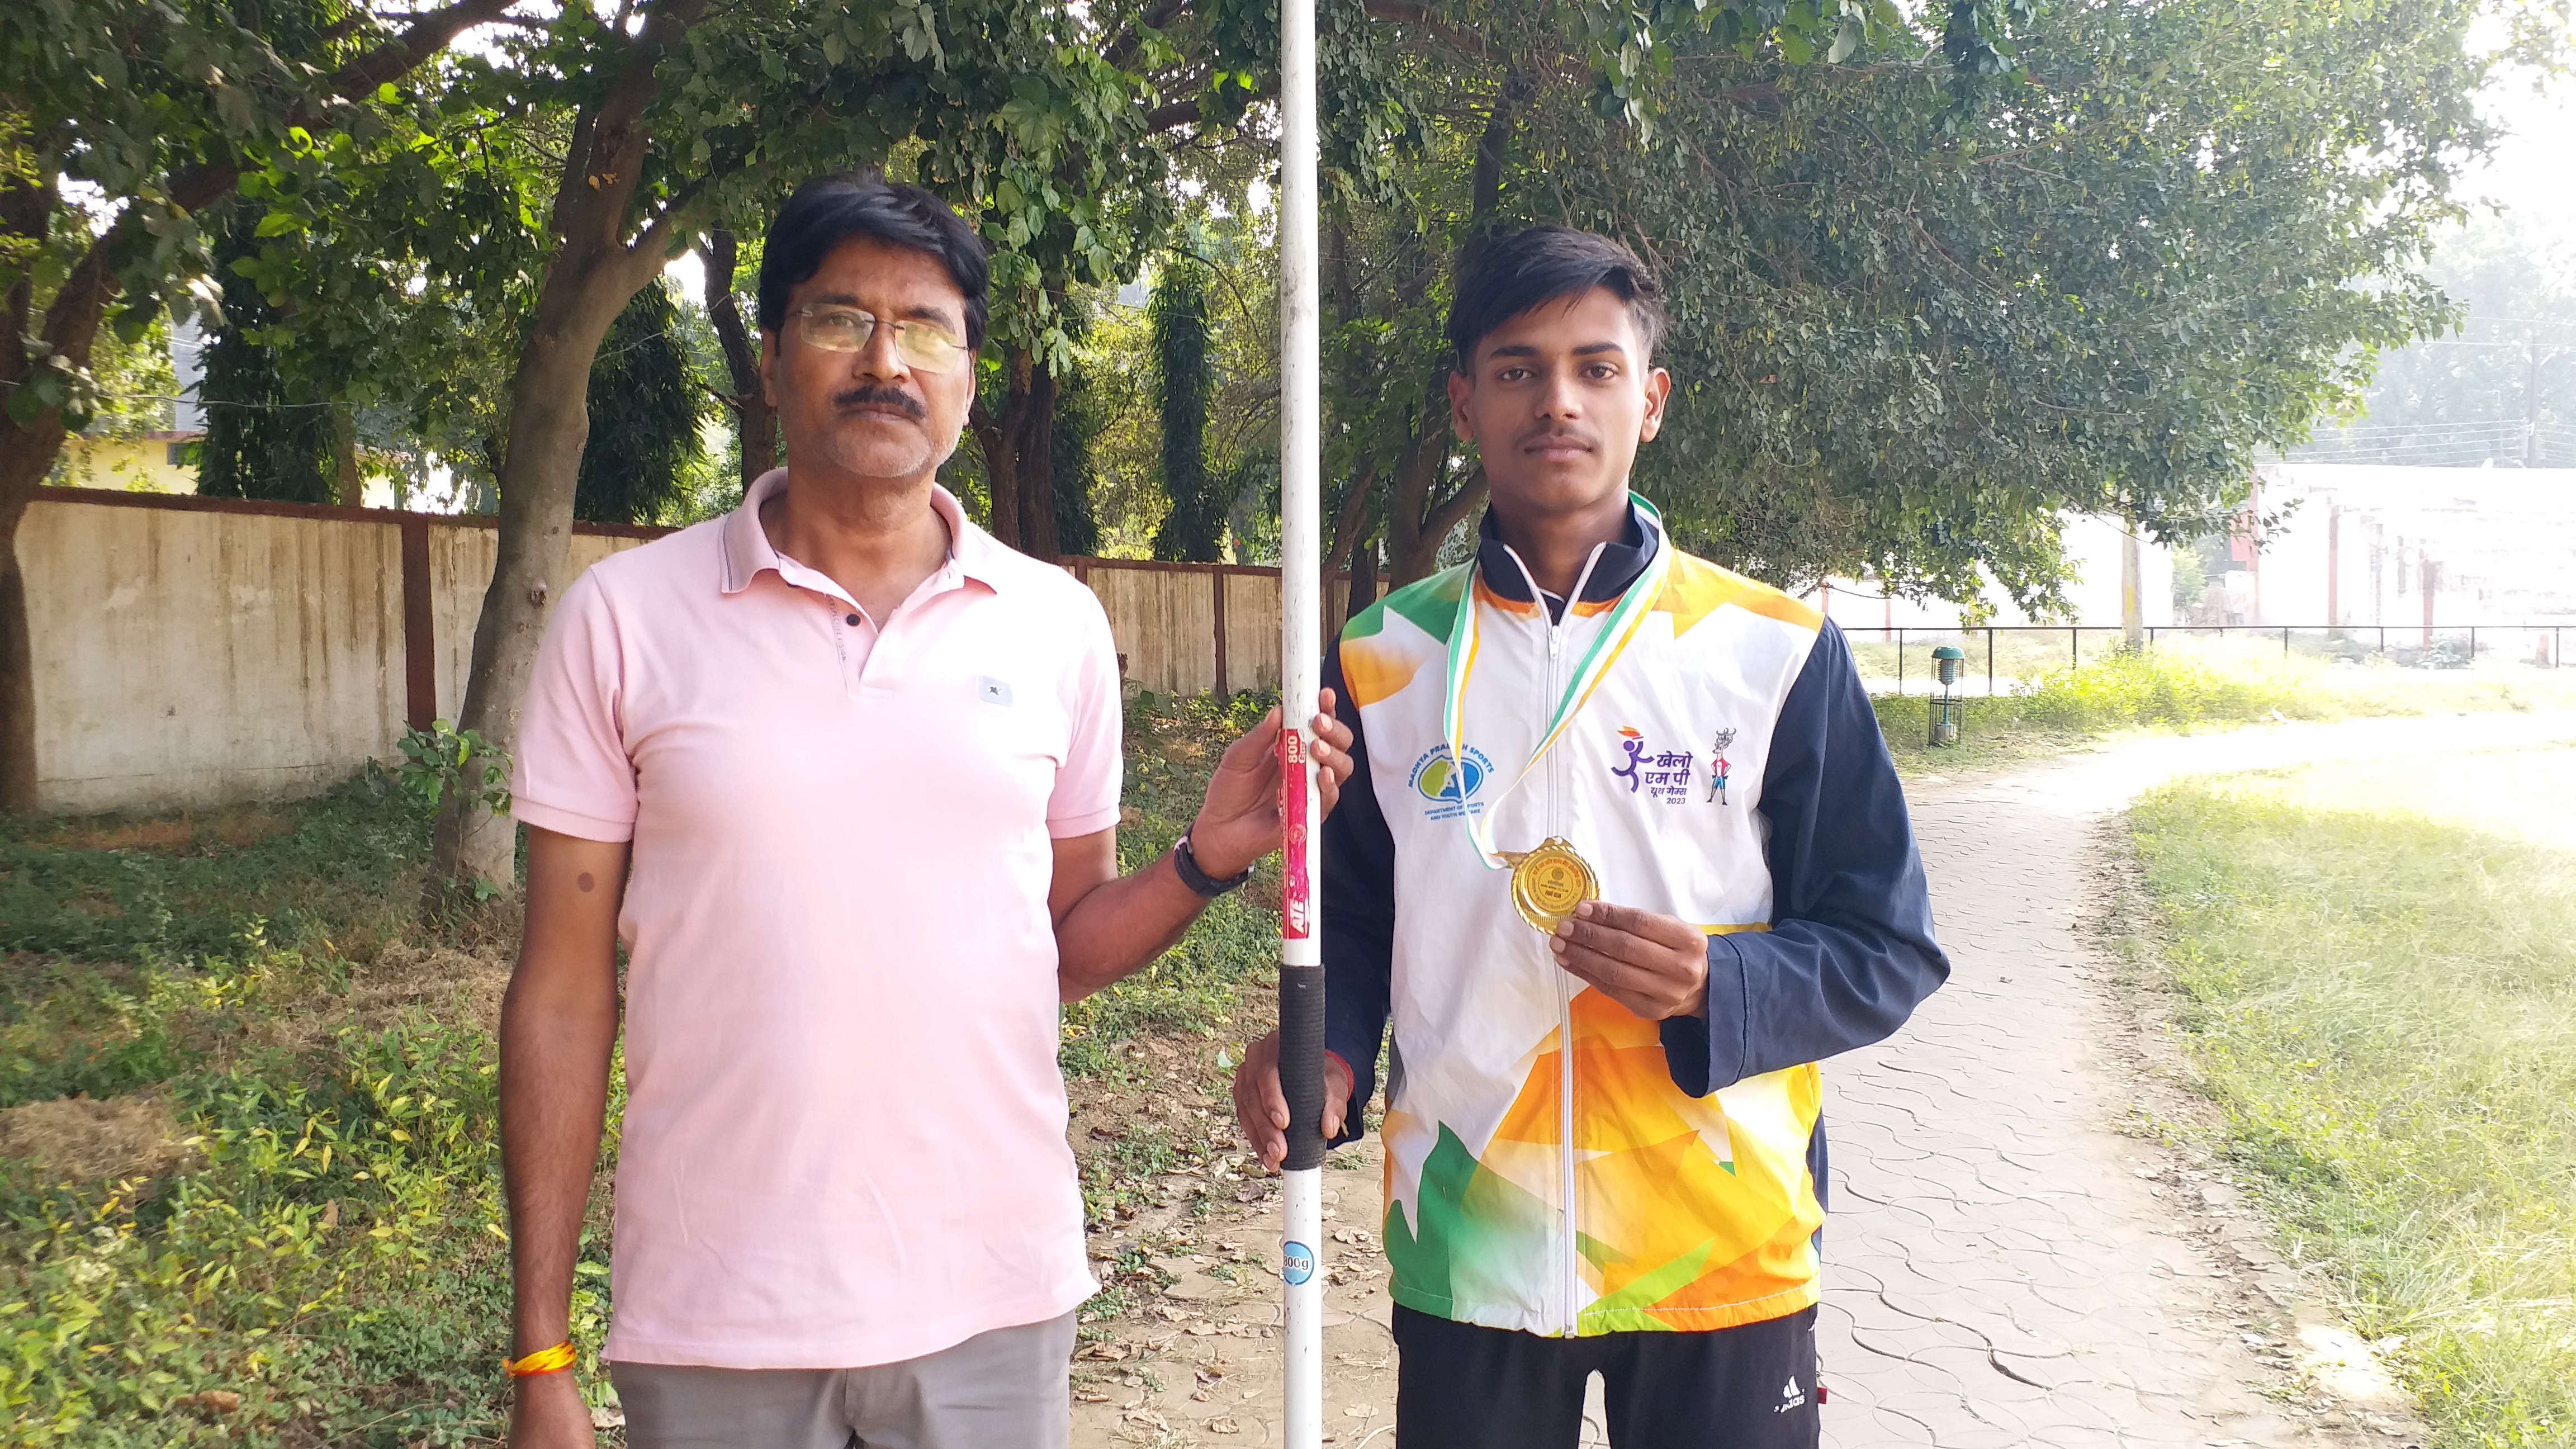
[1282,1242,1317,1286]
[1610,727,1696,805]
[977,676,1014,707]
[1707,727,1737,805]
[1775,1374,1807,1413]
[1409,745,1494,821]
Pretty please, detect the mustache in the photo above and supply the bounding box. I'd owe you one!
[831,385,927,422]
[1516,424,1598,449]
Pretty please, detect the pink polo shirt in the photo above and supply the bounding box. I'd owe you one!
[512,470,1120,1369]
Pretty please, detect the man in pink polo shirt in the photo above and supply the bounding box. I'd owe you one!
[498,174,1353,1449]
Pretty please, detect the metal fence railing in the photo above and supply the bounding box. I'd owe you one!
[1847,623,2572,697]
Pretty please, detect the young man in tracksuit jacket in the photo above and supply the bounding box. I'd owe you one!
[1233,226,1948,1446]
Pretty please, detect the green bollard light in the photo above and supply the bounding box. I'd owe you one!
[1929,646,1966,746]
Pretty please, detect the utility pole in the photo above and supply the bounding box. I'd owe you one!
[2119,523,2143,650]
[2530,341,2542,468]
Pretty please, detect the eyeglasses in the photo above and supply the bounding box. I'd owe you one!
[789,305,970,373]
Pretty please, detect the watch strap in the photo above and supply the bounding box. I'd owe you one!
[1173,833,1253,897]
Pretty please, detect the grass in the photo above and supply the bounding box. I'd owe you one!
[2128,770,2576,1448]
[1873,638,2576,779]
[0,769,564,1446]
[0,692,1292,1444]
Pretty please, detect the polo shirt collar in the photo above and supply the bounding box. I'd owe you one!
[720,468,1006,599]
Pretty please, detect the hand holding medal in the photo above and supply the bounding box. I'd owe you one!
[1546,901,1711,1021]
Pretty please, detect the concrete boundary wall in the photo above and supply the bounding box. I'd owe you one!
[25,490,659,816]
[21,490,1380,816]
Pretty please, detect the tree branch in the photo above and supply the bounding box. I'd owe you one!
[1362,1,1584,79]
[332,0,524,98]
[1104,0,1190,69]
[1420,463,1486,546]
[1144,97,1206,132]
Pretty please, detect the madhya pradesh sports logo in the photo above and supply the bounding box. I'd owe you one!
[1409,745,1494,821]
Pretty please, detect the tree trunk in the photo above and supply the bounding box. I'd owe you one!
[970,397,1014,542]
[435,248,649,887]
[0,487,40,813]
[1344,527,1379,632]
[1381,375,1486,586]
[0,176,113,813]
[329,400,361,505]
[1323,457,1376,580]
[1012,364,1060,561]
[701,228,778,490]
[970,348,1058,558]
[430,0,707,891]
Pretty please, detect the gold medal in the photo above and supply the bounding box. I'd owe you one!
[1505,836,1598,932]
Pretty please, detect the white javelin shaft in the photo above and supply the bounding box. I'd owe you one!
[1277,0,1325,1439]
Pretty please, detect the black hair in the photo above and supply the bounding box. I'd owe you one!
[1446,226,1666,372]
[757,172,989,349]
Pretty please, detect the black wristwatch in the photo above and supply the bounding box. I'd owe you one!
[1173,832,1254,898]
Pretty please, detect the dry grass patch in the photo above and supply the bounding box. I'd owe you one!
[0,1093,199,1184]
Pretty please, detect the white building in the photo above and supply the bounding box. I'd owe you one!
[2247,463,2576,634]
[1809,515,2175,632]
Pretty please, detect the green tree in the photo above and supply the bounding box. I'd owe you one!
[1587,0,2523,607]
[1051,359,1105,556]
[1151,259,1224,560]
[2300,210,2576,466]
[572,280,707,526]
[1301,0,2541,607]
[0,0,515,810]
[197,229,335,504]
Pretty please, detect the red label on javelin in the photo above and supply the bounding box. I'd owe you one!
[1280,728,1313,939]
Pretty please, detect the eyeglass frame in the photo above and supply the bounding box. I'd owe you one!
[784,303,972,373]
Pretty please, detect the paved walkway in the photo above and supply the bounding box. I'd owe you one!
[1813,710,2576,1449]
[1074,711,2576,1447]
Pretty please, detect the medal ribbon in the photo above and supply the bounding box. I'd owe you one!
[1441,495,1674,870]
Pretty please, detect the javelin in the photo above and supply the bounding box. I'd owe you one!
[1273,0,1327,1438]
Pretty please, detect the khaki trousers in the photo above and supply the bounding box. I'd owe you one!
[609,1311,1077,1449]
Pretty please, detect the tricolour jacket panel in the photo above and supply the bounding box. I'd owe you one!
[1341,548,1832,1337]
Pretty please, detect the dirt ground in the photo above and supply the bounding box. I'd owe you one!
[1069,1130,1400,1449]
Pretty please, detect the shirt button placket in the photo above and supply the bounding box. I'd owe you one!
[834,603,866,698]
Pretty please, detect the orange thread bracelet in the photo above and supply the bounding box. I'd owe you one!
[504,1340,578,1378]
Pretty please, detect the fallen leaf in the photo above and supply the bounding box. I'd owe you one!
[1074,1389,1111,1404]
[1078,1342,1130,1361]
[1206,1416,1242,1434]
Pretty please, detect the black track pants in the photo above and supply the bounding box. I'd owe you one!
[1391,1304,1821,1449]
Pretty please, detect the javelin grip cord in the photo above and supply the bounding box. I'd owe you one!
[1278,964,1328,1172]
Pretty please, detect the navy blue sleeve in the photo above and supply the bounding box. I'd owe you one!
[1319,643,1394,1148]
[1659,619,1948,1095]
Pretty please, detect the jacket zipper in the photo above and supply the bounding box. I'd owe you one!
[1545,600,1580,1337]
[1503,543,1604,1340]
